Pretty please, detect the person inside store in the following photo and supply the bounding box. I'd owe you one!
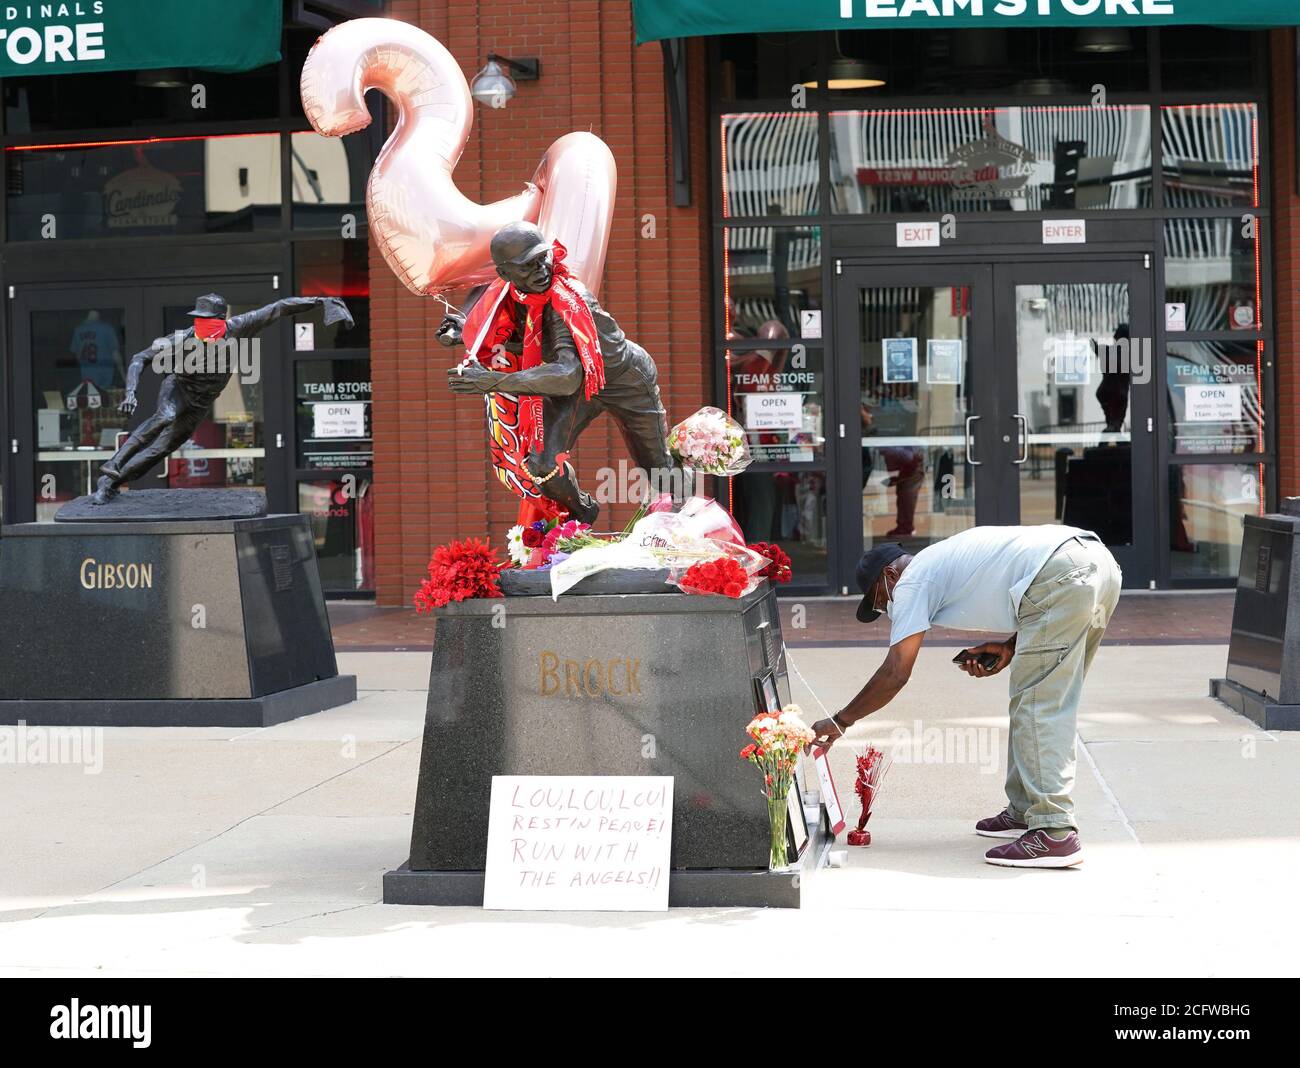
[810,525,1122,869]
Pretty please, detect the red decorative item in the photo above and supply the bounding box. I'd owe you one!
[679,556,750,598]
[846,746,891,847]
[749,541,793,584]
[413,537,504,612]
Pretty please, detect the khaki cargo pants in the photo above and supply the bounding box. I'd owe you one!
[1006,536,1122,831]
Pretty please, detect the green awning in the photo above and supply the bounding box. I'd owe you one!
[0,1,282,78]
[633,0,1300,44]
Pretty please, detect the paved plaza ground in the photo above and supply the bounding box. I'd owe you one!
[2,593,1295,977]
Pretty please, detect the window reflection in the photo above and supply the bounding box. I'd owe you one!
[721,112,819,217]
[830,106,1152,214]
[1161,103,1258,209]
[729,346,824,462]
[1170,463,1262,579]
[5,133,282,240]
[298,478,375,592]
[291,131,371,229]
[732,471,827,582]
[1167,341,1264,456]
[724,225,822,338]
[1164,218,1259,333]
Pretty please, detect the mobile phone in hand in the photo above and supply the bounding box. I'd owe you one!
[952,649,1000,671]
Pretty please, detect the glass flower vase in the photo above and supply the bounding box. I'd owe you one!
[768,794,789,870]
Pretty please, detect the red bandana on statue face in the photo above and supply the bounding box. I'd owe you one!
[193,317,228,340]
[461,240,605,510]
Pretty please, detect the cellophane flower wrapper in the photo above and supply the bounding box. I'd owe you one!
[548,495,768,599]
[667,406,753,476]
[668,541,769,596]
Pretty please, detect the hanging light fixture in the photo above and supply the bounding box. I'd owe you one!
[470,53,540,109]
[802,32,886,90]
[1075,28,1133,54]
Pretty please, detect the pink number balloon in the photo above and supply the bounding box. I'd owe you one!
[299,17,617,296]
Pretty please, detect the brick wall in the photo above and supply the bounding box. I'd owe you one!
[369,1,712,604]
[1270,29,1299,499]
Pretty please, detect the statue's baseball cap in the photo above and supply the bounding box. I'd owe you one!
[187,293,228,319]
[855,543,907,623]
[490,222,551,266]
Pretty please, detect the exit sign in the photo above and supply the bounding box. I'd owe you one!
[896,222,940,248]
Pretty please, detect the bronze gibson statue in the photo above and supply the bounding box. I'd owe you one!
[92,293,353,504]
[437,222,672,526]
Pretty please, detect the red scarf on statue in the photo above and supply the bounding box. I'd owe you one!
[462,240,605,515]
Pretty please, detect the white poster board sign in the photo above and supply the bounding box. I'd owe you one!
[483,775,673,911]
[1165,302,1187,332]
[312,401,367,439]
[295,322,315,351]
[744,392,802,430]
[1184,383,1243,422]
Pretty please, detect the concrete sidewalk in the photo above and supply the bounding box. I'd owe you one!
[0,642,1294,977]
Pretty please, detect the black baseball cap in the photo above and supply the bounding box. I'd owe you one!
[187,293,228,319]
[855,543,907,623]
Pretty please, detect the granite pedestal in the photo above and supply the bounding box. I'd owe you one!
[1211,502,1300,730]
[0,513,355,726]
[384,580,827,909]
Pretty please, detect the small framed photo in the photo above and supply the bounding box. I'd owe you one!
[882,337,918,384]
[926,338,964,385]
[756,671,780,714]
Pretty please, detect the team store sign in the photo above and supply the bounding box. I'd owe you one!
[842,0,1179,18]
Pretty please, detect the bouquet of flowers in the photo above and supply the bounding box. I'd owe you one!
[505,517,597,570]
[414,537,504,611]
[749,541,793,585]
[667,406,752,476]
[677,555,753,598]
[740,704,816,869]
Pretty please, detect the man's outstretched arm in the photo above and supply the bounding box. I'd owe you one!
[810,631,925,750]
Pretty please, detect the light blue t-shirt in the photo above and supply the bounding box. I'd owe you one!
[885,525,1098,645]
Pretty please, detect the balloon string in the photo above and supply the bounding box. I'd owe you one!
[784,643,831,720]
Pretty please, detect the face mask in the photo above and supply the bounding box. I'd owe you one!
[194,317,227,340]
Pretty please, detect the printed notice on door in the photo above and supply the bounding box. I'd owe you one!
[483,775,673,911]
[1184,383,1243,423]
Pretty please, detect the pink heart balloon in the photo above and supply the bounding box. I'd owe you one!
[300,17,617,296]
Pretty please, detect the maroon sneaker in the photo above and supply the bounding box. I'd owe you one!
[985,828,1084,868]
[975,809,1028,839]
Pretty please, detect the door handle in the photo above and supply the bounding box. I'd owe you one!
[1012,414,1028,464]
[964,414,981,465]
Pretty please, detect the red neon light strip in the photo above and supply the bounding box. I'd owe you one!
[6,131,276,152]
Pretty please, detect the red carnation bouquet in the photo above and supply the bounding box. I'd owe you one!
[678,555,751,598]
[414,537,504,611]
[749,541,793,584]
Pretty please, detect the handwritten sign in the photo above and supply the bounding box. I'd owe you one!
[483,775,673,911]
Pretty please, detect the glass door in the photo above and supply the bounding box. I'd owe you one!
[834,264,998,591]
[992,259,1155,586]
[10,286,142,521]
